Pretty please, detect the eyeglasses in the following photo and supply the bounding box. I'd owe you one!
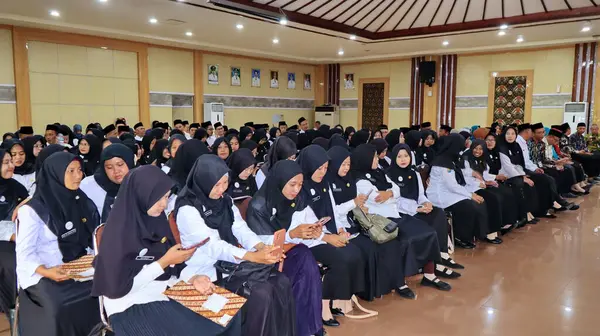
[33,144,44,149]
[485,139,496,142]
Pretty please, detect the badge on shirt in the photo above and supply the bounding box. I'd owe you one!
[346,183,350,187]
[65,221,74,230]
[136,248,154,261]
[0,196,5,202]
[291,202,295,208]
[365,173,371,178]
[398,176,403,182]
[332,183,337,189]
[310,188,316,196]
[61,221,77,239]
[322,188,326,192]
[234,182,240,188]
[160,237,167,243]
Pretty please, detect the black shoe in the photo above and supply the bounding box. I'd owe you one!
[396,286,416,299]
[515,219,527,228]
[435,267,461,279]
[440,257,465,269]
[484,237,503,244]
[322,318,340,327]
[555,206,568,212]
[330,308,344,317]
[421,277,452,291]
[528,218,540,224]
[501,224,515,235]
[562,193,578,198]
[569,204,580,210]
[455,239,475,249]
[541,213,558,219]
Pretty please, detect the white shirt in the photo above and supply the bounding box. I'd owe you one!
[499,153,526,179]
[177,204,261,282]
[232,76,240,86]
[393,173,430,216]
[304,80,310,89]
[207,135,216,147]
[135,135,143,142]
[0,221,15,241]
[184,132,192,140]
[161,165,171,174]
[254,205,324,248]
[16,205,71,289]
[355,175,401,219]
[80,176,106,219]
[288,80,295,89]
[13,172,36,196]
[517,135,538,171]
[329,189,354,231]
[255,169,266,190]
[252,77,260,87]
[345,80,354,89]
[209,74,218,83]
[426,166,472,209]
[271,79,279,87]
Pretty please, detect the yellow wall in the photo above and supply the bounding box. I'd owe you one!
[340,60,411,128]
[0,29,17,135]
[28,41,139,133]
[148,47,194,93]
[455,48,574,129]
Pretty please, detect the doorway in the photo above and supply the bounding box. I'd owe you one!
[358,78,389,130]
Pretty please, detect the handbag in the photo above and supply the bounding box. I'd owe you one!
[214,261,276,297]
[351,207,398,244]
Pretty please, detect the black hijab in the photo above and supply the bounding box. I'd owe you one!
[94,144,135,222]
[261,136,297,175]
[92,166,178,299]
[328,133,349,150]
[22,136,43,168]
[297,145,336,234]
[241,139,258,152]
[349,129,369,149]
[29,152,99,262]
[175,155,237,245]
[463,140,487,175]
[296,133,310,150]
[247,160,305,234]
[211,137,231,160]
[169,139,210,191]
[151,139,169,168]
[371,138,389,169]
[90,129,104,139]
[239,126,253,142]
[194,128,208,142]
[3,139,35,175]
[312,137,329,150]
[485,133,501,175]
[0,149,29,221]
[496,126,525,167]
[344,126,356,140]
[78,134,102,176]
[226,148,257,199]
[35,144,67,173]
[326,146,355,204]
[385,129,401,153]
[386,144,419,202]
[350,144,392,191]
[317,125,331,139]
[269,127,279,143]
[420,130,437,165]
[431,133,466,186]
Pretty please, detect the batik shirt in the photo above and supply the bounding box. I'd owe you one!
[569,133,587,152]
[559,136,574,156]
[585,133,600,152]
[528,138,556,169]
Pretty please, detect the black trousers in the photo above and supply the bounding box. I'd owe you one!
[506,177,538,219]
[527,173,556,215]
[414,207,449,253]
[446,199,489,242]
[310,242,365,300]
[571,152,600,177]
[495,184,519,225]
[0,242,16,314]
[544,167,576,193]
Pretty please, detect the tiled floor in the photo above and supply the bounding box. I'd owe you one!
[2,188,600,336]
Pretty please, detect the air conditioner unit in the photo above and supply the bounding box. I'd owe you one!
[563,102,587,131]
[315,105,339,126]
[203,103,224,124]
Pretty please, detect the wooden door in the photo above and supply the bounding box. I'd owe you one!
[361,82,385,130]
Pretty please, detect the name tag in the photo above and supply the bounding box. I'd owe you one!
[204,210,213,216]
[136,256,155,261]
[312,196,321,202]
[61,228,77,239]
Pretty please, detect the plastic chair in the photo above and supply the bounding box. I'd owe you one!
[93,224,112,334]
[445,211,455,254]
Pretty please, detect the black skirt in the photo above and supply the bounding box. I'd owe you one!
[217,271,295,336]
[0,241,16,313]
[19,279,100,336]
[413,207,449,253]
[446,199,489,242]
[110,299,241,336]
[310,242,365,300]
[495,184,519,225]
[391,215,442,276]
[476,188,504,233]
[527,173,555,216]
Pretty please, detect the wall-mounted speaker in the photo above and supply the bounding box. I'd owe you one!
[419,61,436,87]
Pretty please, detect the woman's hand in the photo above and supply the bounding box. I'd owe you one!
[323,234,347,248]
[479,182,487,189]
[472,193,484,204]
[354,194,368,207]
[245,245,283,264]
[496,174,508,182]
[290,224,317,239]
[37,266,69,282]
[523,176,535,187]
[189,275,216,295]
[486,180,499,188]
[375,190,393,203]
[158,244,196,268]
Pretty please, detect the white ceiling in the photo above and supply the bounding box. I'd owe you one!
[0,0,598,63]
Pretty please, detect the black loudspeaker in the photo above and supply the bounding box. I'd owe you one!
[419,61,436,87]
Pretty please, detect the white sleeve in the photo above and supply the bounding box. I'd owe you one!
[396,196,419,216]
[518,139,538,171]
[0,220,16,241]
[176,206,247,263]
[483,166,497,181]
[441,169,473,199]
[461,162,481,192]
[499,153,524,178]
[356,180,377,203]
[231,205,263,251]
[255,170,266,190]
[416,173,430,204]
[128,262,165,293]
[387,175,401,200]
[285,206,323,244]
[15,206,46,278]
[328,189,351,232]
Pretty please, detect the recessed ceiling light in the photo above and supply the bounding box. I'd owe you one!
[149,17,158,24]
[176,0,186,2]
[516,36,524,43]
[564,307,573,312]
[349,35,357,40]
[49,10,60,17]
[272,38,279,44]
[185,31,193,37]
[338,50,344,56]
[582,26,591,32]
[236,23,244,30]
[442,40,449,46]
[500,24,508,30]
[498,31,506,36]
[487,308,495,315]
[280,18,288,25]
[98,0,108,3]
[101,46,108,50]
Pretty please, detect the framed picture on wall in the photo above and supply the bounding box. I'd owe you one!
[303,74,311,90]
[287,72,296,89]
[231,66,241,86]
[208,64,219,85]
[251,68,261,87]
[270,70,279,88]
[344,73,355,90]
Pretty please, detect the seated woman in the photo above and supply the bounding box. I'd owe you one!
[497,126,540,225]
[387,144,464,273]
[326,146,411,300]
[80,144,135,223]
[226,148,258,202]
[161,134,186,174]
[16,152,101,336]
[76,134,102,177]
[92,166,240,336]
[427,134,489,249]
[255,136,297,189]
[269,127,280,146]
[0,148,29,321]
[175,155,295,336]
[351,144,451,292]
[420,130,437,166]
[150,139,170,169]
[403,130,424,166]
[251,129,269,162]
[212,137,232,161]
[371,138,390,169]
[226,134,240,152]
[2,139,36,195]
[296,145,365,326]
[246,160,324,336]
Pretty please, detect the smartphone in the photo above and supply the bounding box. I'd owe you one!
[349,232,360,240]
[417,205,424,209]
[273,229,286,272]
[314,216,331,227]
[182,237,210,250]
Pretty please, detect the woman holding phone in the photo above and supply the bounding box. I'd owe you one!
[174,154,295,335]
[246,160,324,336]
[226,148,258,202]
[296,145,365,327]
